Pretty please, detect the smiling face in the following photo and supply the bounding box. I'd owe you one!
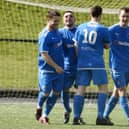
[46,10,61,31]
[48,16,60,30]
[63,11,75,28]
[119,8,129,27]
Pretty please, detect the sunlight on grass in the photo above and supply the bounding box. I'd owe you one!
[0,102,128,129]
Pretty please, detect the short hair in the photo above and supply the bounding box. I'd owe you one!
[63,10,74,15]
[119,7,129,14]
[46,10,61,19]
[90,5,102,17]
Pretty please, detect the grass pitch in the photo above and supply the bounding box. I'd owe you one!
[0,99,128,129]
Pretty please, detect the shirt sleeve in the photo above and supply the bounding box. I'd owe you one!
[38,32,49,53]
[102,27,110,44]
[73,27,80,43]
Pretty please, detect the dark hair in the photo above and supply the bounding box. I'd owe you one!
[90,5,102,17]
[46,10,61,19]
[119,7,129,14]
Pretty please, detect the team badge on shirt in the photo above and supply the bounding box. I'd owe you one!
[115,32,119,37]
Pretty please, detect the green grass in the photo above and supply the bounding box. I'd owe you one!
[0,0,116,89]
[0,0,128,89]
[0,102,128,129]
[28,0,129,9]
[0,42,38,88]
[0,0,119,39]
[0,0,48,39]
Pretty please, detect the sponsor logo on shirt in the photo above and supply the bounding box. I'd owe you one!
[81,46,95,51]
[66,44,74,48]
[118,41,129,46]
[52,37,56,39]
[114,40,129,46]
[115,32,119,37]
[54,41,62,48]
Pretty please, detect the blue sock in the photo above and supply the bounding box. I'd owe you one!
[43,93,58,116]
[73,95,84,118]
[119,96,129,121]
[103,96,118,118]
[37,92,47,108]
[61,91,71,112]
[97,93,107,119]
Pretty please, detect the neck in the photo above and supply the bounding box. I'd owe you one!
[119,22,128,28]
[65,24,75,29]
[47,25,56,31]
[91,17,100,23]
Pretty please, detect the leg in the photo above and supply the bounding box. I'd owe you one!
[97,84,108,119]
[96,84,114,125]
[43,91,59,117]
[39,91,59,125]
[61,89,71,113]
[41,74,64,124]
[118,87,129,123]
[61,74,74,114]
[73,86,86,125]
[103,87,119,118]
[35,91,49,121]
[37,91,49,109]
[35,72,51,121]
[73,70,90,125]
[110,70,129,124]
[91,69,113,125]
[61,74,75,124]
[61,88,72,124]
[35,72,52,121]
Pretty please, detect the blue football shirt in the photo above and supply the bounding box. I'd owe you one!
[60,26,77,72]
[109,24,129,70]
[38,27,64,73]
[74,21,110,69]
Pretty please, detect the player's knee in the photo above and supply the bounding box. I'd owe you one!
[118,87,126,96]
[53,90,60,96]
[98,84,108,93]
[76,86,86,96]
[63,88,69,92]
[112,87,119,97]
[43,92,49,97]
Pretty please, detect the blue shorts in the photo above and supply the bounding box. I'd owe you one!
[38,71,64,94]
[76,69,108,86]
[111,69,129,88]
[63,72,76,89]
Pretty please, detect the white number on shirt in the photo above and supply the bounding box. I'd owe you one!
[83,29,97,44]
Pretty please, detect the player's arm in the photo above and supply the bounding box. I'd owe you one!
[103,28,110,49]
[41,52,64,74]
[72,26,80,56]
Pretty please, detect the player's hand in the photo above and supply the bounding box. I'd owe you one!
[54,66,64,74]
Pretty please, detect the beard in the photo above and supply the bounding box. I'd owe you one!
[66,23,74,28]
